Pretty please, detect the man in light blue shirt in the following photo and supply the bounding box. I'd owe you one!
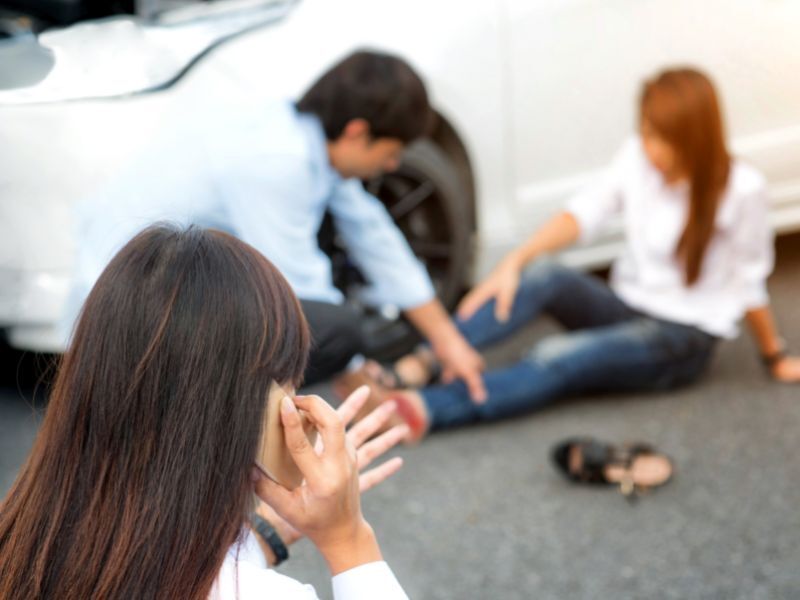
[67,50,485,400]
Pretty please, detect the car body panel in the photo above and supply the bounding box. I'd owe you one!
[2,0,800,351]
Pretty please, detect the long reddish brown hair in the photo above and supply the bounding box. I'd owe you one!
[0,225,309,599]
[640,67,731,285]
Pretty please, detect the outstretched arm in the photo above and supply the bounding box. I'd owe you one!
[457,211,580,322]
[744,306,800,382]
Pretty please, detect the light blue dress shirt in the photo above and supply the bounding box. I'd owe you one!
[63,99,434,341]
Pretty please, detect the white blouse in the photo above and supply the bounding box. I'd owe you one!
[567,137,773,339]
[209,530,408,600]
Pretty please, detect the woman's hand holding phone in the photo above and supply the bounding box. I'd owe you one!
[254,387,403,574]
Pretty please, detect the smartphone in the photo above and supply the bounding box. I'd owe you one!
[255,382,318,490]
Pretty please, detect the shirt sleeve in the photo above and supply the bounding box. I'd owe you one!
[731,177,774,310]
[222,155,344,304]
[565,140,632,244]
[332,561,409,600]
[327,179,436,309]
[214,534,408,600]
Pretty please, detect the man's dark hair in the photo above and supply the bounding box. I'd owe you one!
[297,49,434,143]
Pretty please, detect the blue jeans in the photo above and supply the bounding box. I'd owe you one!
[422,261,718,430]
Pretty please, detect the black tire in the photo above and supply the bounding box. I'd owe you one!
[361,139,472,359]
[366,138,473,309]
[320,138,473,361]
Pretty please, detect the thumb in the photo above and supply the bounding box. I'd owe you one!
[457,286,492,320]
[494,283,517,322]
[253,467,296,516]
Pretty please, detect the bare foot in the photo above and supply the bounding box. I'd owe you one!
[393,347,438,388]
[333,369,429,444]
[389,390,429,444]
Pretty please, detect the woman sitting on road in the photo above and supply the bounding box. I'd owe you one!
[339,67,800,442]
[0,225,409,599]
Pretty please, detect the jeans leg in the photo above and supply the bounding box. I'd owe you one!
[527,317,718,394]
[422,360,567,430]
[456,261,637,350]
[422,316,716,431]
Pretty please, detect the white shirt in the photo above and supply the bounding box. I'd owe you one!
[566,137,773,339]
[209,530,408,600]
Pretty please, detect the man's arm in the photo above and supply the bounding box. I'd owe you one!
[328,180,485,401]
[404,299,486,402]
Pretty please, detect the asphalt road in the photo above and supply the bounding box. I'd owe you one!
[3,236,800,599]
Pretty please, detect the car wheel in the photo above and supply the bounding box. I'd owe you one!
[367,138,472,309]
[358,139,473,359]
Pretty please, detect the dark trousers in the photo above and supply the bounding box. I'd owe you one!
[300,300,365,385]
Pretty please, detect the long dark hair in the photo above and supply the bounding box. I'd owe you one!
[0,225,309,599]
[640,67,731,285]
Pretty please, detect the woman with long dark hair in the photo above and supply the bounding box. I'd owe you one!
[339,67,800,442]
[0,225,409,599]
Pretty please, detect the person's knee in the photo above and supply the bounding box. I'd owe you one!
[302,303,364,383]
[326,316,363,358]
[526,331,592,370]
[313,310,362,360]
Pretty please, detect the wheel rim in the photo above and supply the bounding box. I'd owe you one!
[366,164,464,307]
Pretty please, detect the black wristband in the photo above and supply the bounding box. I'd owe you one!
[251,513,289,566]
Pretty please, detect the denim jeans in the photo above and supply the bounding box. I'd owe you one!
[422,261,718,431]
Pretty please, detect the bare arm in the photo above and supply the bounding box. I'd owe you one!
[458,211,580,321]
[506,211,582,271]
[744,305,800,382]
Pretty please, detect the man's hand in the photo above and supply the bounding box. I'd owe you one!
[771,355,800,383]
[431,332,486,404]
[403,299,487,403]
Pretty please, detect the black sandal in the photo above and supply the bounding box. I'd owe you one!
[363,355,441,390]
[550,437,674,501]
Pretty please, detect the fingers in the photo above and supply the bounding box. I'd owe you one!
[347,400,397,448]
[280,396,323,479]
[494,281,518,322]
[336,385,371,427]
[292,394,346,453]
[356,424,409,471]
[358,457,404,493]
[456,285,493,320]
[463,368,487,404]
[441,368,455,384]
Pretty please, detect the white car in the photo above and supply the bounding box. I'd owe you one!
[2,0,800,353]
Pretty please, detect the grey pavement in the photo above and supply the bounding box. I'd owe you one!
[3,237,800,599]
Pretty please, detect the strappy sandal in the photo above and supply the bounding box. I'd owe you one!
[550,437,674,502]
[332,368,428,444]
[358,352,442,391]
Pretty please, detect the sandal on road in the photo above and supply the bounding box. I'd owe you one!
[550,437,674,500]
